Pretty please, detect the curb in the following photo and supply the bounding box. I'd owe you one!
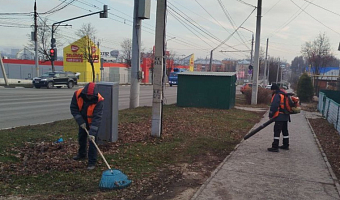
[0,118,73,131]
[190,110,269,200]
[305,114,340,197]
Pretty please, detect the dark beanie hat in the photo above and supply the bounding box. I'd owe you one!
[271,83,279,90]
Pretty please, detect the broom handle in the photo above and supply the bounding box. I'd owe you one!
[84,128,112,170]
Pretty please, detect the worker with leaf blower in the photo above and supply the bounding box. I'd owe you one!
[267,83,290,152]
[70,82,104,170]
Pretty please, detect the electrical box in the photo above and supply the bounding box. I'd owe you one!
[138,0,151,19]
[97,82,119,143]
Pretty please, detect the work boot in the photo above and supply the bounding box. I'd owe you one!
[87,164,95,170]
[279,145,289,150]
[267,147,279,152]
[73,155,86,160]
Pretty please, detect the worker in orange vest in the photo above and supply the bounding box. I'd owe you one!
[70,82,104,170]
[268,83,290,152]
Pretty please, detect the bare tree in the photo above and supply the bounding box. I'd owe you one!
[27,18,60,62]
[76,23,98,82]
[119,38,132,67]
[301,33,334,93]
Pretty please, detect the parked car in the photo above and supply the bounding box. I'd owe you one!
[33,71,78,89]
[266,83,289,90]
[265,84,272,89]
[240,83,262,94]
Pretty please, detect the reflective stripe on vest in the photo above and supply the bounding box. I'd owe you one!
[75,89,104,125]
[271,93,285,118]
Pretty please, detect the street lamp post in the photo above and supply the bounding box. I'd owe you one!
[239,27,254,65]
[50,5,108,72]
[165,37,176,85]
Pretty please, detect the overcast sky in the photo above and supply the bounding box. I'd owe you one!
[1,0,340,64]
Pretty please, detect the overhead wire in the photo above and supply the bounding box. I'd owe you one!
[289,0,340,35]
[302,0,340,17]
[72,0,211,51]
[216,0,250,49]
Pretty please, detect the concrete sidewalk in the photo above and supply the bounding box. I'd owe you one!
[191,110,340,200]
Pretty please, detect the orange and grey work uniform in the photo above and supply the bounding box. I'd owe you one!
[70,83,104,165]
[269,89,290,148]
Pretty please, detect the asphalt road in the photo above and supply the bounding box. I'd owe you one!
[0,85,177,130]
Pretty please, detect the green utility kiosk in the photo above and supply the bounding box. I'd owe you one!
[177,72,236,109]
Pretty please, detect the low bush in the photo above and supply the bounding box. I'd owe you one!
[243,87,272,105]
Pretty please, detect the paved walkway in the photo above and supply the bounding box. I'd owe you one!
[191,110,340,200]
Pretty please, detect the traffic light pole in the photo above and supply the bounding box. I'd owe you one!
[50,5,108,72]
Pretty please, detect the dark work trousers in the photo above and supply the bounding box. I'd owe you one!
[272,121,289,148]
[78,127,97,165]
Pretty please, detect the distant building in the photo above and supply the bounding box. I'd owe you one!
[194,59,222,72]
[236,60,251,81]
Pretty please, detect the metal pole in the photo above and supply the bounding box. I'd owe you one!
[0,52,9,86]
[263,38,269,86]
[276,58,280,84]
[250,33,254,65]
[209,50,213,72]
[34,1,39,77]
[130,0,142,108]
[151,0,166,137]
[251,0,262,105]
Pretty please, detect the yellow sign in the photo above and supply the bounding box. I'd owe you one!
[189,54,195,71]
[63,36,101,82]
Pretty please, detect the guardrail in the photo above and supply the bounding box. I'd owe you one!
[318,91,340,134]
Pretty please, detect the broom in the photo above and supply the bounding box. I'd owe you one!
[84,128,132,190]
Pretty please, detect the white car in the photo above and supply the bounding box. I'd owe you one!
[265,84,272,89]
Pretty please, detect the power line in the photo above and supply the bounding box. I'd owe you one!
[216,0,249,49]
[290,0,340,36]
[266,1,311,38]
[302,0,340,17]
[263,0,283,16]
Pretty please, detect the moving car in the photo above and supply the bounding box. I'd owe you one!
[33,71,79,89]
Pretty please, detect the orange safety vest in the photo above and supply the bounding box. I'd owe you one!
[75,89,104,125]
[271,93,285,118]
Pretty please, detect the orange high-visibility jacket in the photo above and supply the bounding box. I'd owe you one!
[75,88,104,125]
[271,93,285,119]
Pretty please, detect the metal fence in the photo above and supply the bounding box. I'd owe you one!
[318,90,340,134]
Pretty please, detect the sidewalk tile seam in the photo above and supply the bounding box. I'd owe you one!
[222,169,336,185]
[305,115,340,197]
[191,110,269,200]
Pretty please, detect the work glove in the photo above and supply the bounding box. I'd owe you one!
[80,123,86,130]
[88,135,95,141]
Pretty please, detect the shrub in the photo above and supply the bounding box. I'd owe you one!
[244,87,272,105]
[297,73,314,102]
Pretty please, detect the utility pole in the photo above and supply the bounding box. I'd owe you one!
[263,38,269,86]
[130,0,150,108]
[130,0,142,108]
[151,0,166,137]
[276,58,280,84]
[0,52,9,86]
[251,0,262,105]
[250,33,254,65]
[34,0,39,77]
[209,50,213,71]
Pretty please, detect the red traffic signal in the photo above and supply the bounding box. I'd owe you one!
[49,48,57,61]
[50,49,55,56]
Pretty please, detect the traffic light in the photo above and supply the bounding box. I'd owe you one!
[50,48,57,61]
[100,5,108,18]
